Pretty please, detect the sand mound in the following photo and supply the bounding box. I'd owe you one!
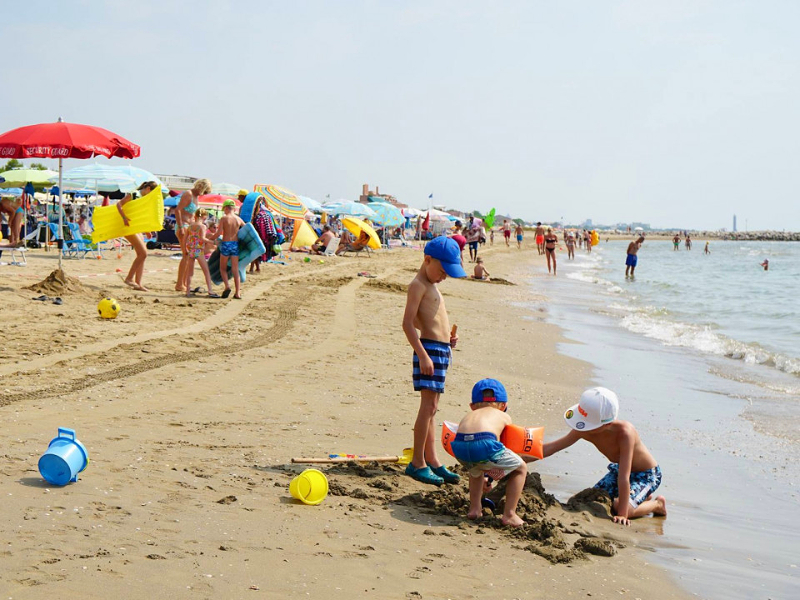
[26,269,87,296]
[287,462,619,564]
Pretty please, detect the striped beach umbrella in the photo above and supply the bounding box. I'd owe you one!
[254,184,307,220]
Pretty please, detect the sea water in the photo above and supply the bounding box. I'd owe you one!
[525,240,800,600]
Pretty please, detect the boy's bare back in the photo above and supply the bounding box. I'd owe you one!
[219,213,244,241]
[578,421,657,472]
[457,406,511,438]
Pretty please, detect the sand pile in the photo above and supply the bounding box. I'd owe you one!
[25,269,87,296]
[293,462,619,564]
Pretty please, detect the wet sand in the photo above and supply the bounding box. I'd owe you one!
[0,243,689,599]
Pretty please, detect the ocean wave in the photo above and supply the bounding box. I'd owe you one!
[620,312,800,376]
[565,271,622,293]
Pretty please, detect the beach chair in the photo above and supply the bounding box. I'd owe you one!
[63,222,99,259]
[338,240,371,257]
[323,236,340,256]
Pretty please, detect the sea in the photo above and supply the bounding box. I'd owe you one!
[524,239,800,600]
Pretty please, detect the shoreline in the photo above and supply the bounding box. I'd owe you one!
[0,244,691,599]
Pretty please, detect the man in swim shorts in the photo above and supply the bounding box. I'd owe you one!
[625,236,644,278]
[534,222,544,254]
[503,220,511,246]
[312,225,334,254]
[403,236,465,486]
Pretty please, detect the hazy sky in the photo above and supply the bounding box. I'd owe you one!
[2,1,798,230]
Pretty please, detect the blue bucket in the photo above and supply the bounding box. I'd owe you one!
[38,427,88,486]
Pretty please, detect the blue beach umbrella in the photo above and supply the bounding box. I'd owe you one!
[321,200,377,220]
[53,163,164,193]
[298,195,324,212]
[366,201,404,227]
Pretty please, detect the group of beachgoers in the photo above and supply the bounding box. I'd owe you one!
[402,235,667,527]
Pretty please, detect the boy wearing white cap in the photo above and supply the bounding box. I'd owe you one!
[544,387,667,525]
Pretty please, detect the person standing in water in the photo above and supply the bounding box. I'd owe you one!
[625,236,644,278]
[704,241,710,254]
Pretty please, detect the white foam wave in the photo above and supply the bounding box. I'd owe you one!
[620,312,800,376]
[565,271,622,293]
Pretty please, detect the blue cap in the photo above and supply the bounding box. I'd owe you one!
[471,378,508,404]
[424,236,467,278]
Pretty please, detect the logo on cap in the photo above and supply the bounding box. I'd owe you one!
[565,410,574,419]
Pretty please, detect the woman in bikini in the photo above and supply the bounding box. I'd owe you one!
[0,197,24,247]
[544,227,559,275]
[117,181,157,291]
[175,178,212,292]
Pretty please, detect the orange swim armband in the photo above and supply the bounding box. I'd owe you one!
[441,421,544,460]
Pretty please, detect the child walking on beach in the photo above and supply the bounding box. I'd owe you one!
[450,379,528,527]
[183,209,219,298]
[402,236,466,486]
[218,199,245,299]
[544,387,667,525]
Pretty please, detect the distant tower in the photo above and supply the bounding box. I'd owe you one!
[733,214,737,232]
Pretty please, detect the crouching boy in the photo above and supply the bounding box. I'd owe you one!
[450,379,527,527]
[544,387,667,525]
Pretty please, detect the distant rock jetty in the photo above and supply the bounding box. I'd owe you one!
[720,231,800,242]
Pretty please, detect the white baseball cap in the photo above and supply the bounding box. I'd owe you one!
[564,387,619,431]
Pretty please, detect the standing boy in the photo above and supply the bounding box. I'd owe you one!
[625,235,644,278]
[402,236,466,485]
[218,199,245,299]
[544,388,667,525]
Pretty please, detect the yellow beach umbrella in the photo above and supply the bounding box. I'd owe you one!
[342,216,381,250]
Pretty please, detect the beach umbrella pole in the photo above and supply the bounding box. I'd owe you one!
[57,155,63,270]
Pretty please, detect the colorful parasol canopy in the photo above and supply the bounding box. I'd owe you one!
[366,201,404,227]
[197,194,241,210]
[342,217,381,250]
[321,200,377,220]
[0,168,58,187]
[0,121,140,159]
[254,184,307,219]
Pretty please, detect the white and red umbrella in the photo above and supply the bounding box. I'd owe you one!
[0,118,140,268]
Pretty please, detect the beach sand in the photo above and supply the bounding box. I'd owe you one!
[0,243,690,599]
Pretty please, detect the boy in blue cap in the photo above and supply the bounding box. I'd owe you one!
[402,236,466,486]
[450,379,527,527]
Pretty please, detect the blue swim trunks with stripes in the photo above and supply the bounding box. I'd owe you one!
[412,338,452,394]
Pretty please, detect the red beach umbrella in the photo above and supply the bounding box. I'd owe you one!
[197,194,242,209]
[0,118,140,268]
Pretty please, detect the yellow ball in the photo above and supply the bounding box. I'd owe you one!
[97,297,121,319]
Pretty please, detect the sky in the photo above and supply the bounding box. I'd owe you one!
[2,0,799,231]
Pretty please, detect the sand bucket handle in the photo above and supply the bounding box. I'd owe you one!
[55,427,76,443]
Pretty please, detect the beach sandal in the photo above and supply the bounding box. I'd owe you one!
[32,295,49,302]
[431,465,460,484]
[191,286,202,293]
[405,464,443,486]
[221,289,231,298]
[52,297,63,306]
[207,291,221,298]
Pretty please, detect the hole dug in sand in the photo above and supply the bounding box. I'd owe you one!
[291,461,619,564]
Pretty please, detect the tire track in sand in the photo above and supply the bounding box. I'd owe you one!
[0,292,300,407]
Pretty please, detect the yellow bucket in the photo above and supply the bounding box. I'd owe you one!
[289,469,329,505]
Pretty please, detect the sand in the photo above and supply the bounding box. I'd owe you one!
[0,242,690,599]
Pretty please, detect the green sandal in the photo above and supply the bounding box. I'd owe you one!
[431,465,460,484]
[405,464,443,486]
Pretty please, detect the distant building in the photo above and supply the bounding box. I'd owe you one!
[733,214,737,232]
[359,183,402,207]
[582,218,593,228]
[154,174,198,192]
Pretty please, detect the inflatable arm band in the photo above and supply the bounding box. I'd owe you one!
[441,421,543,460]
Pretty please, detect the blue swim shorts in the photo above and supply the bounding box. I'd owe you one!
[516,234,523,242]
[412,338,451,394]
[625,253,638,267]
[220,241,238,256]
[450,432,524,479]
[594,463,662,509]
